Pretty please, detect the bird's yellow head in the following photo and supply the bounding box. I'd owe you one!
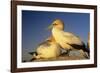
[48,19,64,30]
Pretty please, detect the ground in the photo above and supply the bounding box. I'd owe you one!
[31,50,89,62]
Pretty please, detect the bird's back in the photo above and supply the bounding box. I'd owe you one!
[36,40,61,59]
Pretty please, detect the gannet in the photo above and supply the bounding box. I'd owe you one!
[31,36,61,60]
[87,32,90,49]
[48,19,89,55]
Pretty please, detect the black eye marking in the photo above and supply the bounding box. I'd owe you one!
[53,23,58,25]
[47,40,52,42]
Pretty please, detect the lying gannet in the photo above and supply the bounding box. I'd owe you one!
[48,19,89,56]
[31,36,61,60]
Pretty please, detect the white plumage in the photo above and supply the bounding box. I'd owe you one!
[49,19,87,52]
[52,28,84,50]
[32,36,61,59]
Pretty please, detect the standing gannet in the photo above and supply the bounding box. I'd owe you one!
[31,36,61,60]
[87,32,90,49]
[48,19,89,55]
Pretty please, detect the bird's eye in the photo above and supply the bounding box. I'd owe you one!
[47,40,52,42]
[53,23,58,25]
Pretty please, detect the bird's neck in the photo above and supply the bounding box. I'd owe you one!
[52,27,63,32]
[52,27,63,40]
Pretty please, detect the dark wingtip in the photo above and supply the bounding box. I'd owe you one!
[66,43,90,54]
[29,52,37,55]
[30,58,36,61]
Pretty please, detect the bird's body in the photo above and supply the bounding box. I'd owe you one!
[36,42,61,59]
[52,27,83,50]
[32,36,61,60]
[87,32,90,49]
[48,19,89,55]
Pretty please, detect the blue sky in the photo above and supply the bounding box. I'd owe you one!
[22,10,90,61]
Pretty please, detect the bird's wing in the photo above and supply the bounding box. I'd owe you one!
[38,41,51,47]
[29,52,37,55]
[63,32,78,38]
[67,43,89,55]
[63,32,89,53]
[63,32,83,45]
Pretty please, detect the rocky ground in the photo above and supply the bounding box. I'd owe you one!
[32,55,88,62]
[30,49,89,62]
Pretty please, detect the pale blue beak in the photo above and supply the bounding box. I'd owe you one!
[47,24,53,30]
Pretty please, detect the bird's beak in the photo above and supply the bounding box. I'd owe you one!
[47,24,53,30]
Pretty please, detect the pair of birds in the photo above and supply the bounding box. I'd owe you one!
[31,19,89,61]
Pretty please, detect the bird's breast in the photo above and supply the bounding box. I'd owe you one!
[52,28,65,43]
[52,28,83,45]
[36,43,61,58]
[52,28,81,49]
